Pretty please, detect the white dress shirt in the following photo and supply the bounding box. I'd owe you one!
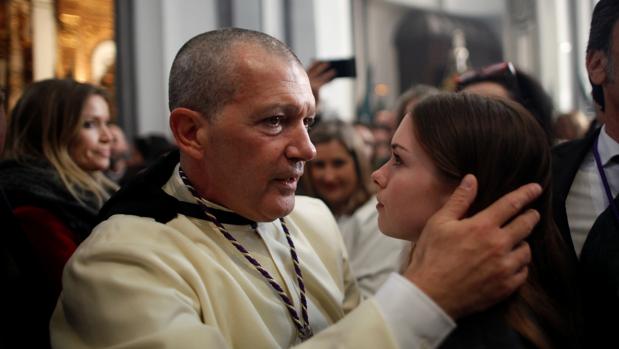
[566,125,619,256]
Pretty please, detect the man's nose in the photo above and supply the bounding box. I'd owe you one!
[287,124,316,161]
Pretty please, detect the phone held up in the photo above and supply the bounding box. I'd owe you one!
[323,57,356,78]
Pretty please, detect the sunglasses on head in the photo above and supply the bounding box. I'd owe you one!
[456,62,517,91]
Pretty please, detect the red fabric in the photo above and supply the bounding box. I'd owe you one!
[13,206,79,300]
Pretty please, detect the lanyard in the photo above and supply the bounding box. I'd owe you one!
[178,167,313,341]
[592,133,619,226]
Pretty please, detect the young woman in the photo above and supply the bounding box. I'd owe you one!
[302,120,409,296]
[0,79,117,325]
[372,93,579,349]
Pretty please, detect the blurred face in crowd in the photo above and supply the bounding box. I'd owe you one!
[375,109,397,133]
[372,114,454,241]
[587,20,619,138]
[354,124,375,162]
[602,21,619,125]
[69,94,112,172]
[372,126,392,165]
[310,140,359,212]
[108,124,131,178]
[195,44,316,221]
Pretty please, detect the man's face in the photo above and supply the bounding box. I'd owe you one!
[198,46,316,222]
[604,22,619,116]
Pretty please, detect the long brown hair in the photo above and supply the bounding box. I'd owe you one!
[303,119,374,216]
[4,79,117,207]
[410,93,578,348]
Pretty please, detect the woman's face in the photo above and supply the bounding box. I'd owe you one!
[309,139,359,211]
[372,114,455,241]
[69,94,112,172]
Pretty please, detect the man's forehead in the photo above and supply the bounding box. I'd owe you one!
[232,54,309,92]
[229,41,294,65]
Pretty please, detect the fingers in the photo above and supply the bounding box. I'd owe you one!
[475,182,542,226]
[307,61,334,78]
[510,240,532,268]
[306,60,325,73]
[503,265,529,299]
[503,241,531,292]
[434,174,478,221]
[503,208,540,246]
[314,70,336,86]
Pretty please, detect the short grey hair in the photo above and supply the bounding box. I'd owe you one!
[168,28,301,118]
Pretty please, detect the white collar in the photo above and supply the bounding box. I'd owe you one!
[598,125,619,166]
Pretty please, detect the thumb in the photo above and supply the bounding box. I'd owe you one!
[435,174,478,221]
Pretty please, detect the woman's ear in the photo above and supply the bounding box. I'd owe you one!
[440,181,460,207]
[587,50,608,86]
[169,108,206,160]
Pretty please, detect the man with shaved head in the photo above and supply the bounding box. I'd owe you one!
[51,28,540,348]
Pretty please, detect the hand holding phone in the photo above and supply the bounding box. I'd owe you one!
[306,58,356,105]
[324,57,356,78]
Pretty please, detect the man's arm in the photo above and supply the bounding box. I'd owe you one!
[404,174,540,319]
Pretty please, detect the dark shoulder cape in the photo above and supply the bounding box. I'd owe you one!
[98,151,253,225]
[0,158,99,241]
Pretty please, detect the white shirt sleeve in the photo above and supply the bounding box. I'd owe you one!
[374,273,456,349]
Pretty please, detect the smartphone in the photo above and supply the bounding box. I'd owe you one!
[325,57,356,78]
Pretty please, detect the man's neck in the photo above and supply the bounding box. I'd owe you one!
[604,110,619,143]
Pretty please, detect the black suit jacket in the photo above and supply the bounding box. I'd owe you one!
[552,128,619,347]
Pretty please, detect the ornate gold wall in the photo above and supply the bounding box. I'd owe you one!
[0,0,33,108]
[0,0,114,110]
[56,0,114,83]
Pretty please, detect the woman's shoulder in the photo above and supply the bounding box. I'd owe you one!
[0,159,63,198]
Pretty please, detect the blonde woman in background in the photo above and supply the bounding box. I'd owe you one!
[0,79,117,345]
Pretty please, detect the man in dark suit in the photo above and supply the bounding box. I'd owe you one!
[552,0,619,346]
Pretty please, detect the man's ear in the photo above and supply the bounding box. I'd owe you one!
[587,50,608,85]
[169,107,207,160]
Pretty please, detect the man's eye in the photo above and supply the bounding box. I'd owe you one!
[304,117,316,129]
[266,116,282,126]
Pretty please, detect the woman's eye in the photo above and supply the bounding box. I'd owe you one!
[83,120,95,129]
[312,160,325,169]
[392,154,402,166]
[333,159,347,168]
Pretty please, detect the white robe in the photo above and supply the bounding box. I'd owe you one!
[50,168,401,348]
